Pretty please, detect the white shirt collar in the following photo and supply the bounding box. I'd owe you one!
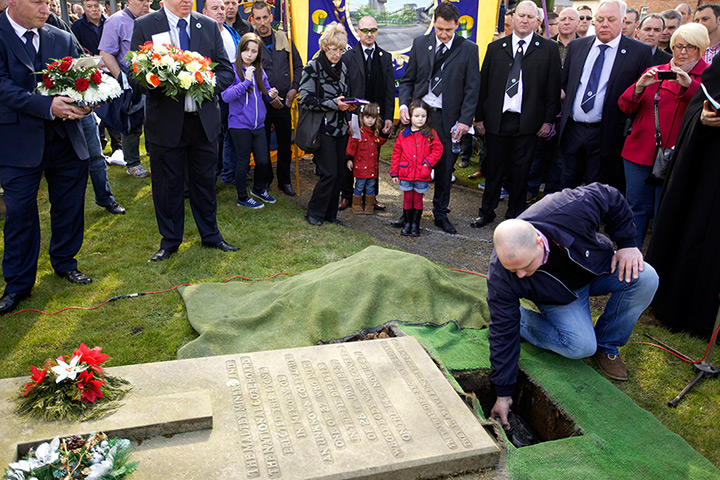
[435,34,454,52]
[164,7,191,30]
[592,33,622,50]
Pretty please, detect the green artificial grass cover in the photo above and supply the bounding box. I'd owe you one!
[178,246,720,479]
[177,246,490,359]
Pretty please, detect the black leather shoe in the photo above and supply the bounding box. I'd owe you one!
[457,158,469,169]
[470,216,494,229]
[280,184,296,196]
[56,268,92,284]
[434,218,457,234]
[150,247,178,262]
[100,201,126,215]
[325,217,344,226]
[0,292,30,315]
[201,240,239,252]
[305,214,323,226]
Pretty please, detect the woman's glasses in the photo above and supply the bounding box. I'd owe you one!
[672,44,699,52]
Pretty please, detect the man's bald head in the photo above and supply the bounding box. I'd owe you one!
[494,219,545,278]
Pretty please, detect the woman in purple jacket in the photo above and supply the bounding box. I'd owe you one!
[221,33,279,209]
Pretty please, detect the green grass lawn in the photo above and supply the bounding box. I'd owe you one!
[0,146,718,469]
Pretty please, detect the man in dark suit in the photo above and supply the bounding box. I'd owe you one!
[471,0,561,229]
[558,0,652,190]
[131,0,238,262]
[636,14,673,66]
[339,15,395,212]
[399,2,480,234]
[0,0,93,314]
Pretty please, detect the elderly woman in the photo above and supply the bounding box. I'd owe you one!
[299,23,354,226]
[618,23,709,248]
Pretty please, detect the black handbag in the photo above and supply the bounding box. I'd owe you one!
[294,73,324,153]
[646,86,674,186]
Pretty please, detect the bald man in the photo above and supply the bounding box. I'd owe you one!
[486,183,658,428]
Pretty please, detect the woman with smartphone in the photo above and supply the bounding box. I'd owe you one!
[617,23,709,249]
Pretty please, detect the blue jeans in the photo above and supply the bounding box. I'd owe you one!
[624,159,661,248]
[519,264,658,358]
[81,114,115,207]
[121,125,142,168]
[353,177,377,195]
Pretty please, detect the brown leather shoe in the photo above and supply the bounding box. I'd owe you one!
[468,171,483,180]
[373,200,386,210]
[593,352,628,381]
[338,197,350,211]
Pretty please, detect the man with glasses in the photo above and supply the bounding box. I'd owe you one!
[558,0,651,190]
[339,15,395,212]
[694,4,720,64]
[636,14,672,65]
[576,5,593,37]
[660,9,682,53]
[546,12,559,37]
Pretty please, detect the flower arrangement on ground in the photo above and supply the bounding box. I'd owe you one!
[36,57,122,107]
[3,432,138,480]
[16,344,132,421]
[126,42,217,104]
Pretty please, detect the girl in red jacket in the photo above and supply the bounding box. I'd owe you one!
[390,100,443,236]
[346,103,387,215]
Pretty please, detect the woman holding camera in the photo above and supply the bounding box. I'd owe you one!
[618,23,709,248]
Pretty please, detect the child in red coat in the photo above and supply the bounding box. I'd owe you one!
[346,103,388,215]
[390,100,443,236]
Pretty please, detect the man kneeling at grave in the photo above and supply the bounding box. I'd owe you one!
[486,183,659,428]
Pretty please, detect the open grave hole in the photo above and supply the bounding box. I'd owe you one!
[452,368,583,447]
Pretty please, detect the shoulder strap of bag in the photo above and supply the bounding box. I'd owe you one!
[653,83,662,147]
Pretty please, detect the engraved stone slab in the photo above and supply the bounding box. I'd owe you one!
[0,336,499,479]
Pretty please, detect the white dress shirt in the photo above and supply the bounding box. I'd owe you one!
[572,34,622,123]
[502,32,532,114]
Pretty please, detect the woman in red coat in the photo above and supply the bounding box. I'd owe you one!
[618,23,709,248]
[390,100,443,236]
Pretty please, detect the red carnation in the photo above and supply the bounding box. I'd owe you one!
[90,71,102,85]
[75,78,89,92]
[47,63,55,70]
[62,56,72,62]
[23,365,47,397]
[44,78,54,89]
[57,61,71,72]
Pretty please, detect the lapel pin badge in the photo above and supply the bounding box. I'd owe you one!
[502,43,507,47]
[621,49,626,54]
[196,22,202,29]
[535,41,540,46]
[428,45,433,50]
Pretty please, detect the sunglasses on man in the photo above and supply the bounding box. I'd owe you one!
[578,15,591,20]
[359,28,378,34]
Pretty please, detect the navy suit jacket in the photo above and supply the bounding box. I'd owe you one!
[0,12,88,167]
[131,9,234,147]
[477,33,561,135]
[399,33,480,130]
[558,34,652,164]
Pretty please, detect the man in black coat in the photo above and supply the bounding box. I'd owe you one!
[70,0,104,54]
[131,0,238,262]
[399,2,480,234]
[339,15,395,211]
[471,0,561,228]
[251,0,302,197]
[558,0,652,190]
[636,14,672,66]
